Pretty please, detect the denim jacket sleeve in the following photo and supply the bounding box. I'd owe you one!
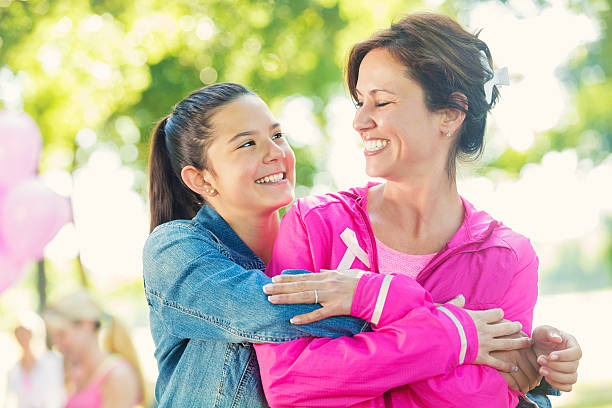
[142,221,367,343]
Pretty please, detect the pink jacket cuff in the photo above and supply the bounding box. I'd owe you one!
[351,272,478,365]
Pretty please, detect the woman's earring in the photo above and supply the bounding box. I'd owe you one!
[206,188,216,194]
[445,130,451,137]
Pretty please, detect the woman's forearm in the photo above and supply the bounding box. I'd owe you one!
[255,304,474,408]
[255,273,480,407]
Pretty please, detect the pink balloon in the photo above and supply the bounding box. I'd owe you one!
[0,248,25,294]
[0,186,10,251]
[0,178,72,260]
[0,110,43,188]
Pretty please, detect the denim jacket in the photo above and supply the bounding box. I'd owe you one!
[143,204,554,408]
[142,204,368,407]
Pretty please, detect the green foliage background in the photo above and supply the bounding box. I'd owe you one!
[0,0,610,298]
[2,0,610,186]
[1,0,611,302]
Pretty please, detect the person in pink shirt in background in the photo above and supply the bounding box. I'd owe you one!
[256,13,581,407]
[43,291,145,408]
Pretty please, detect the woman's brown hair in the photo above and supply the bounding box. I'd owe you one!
[148,83,254,232]
[346,13,499,177]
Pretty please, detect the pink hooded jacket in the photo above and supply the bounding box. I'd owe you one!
[254,183,538,407]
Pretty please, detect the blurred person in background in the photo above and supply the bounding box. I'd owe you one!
[5,311,65,408]
[42,290,146,408]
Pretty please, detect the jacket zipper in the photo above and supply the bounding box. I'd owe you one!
[353,193,381,274]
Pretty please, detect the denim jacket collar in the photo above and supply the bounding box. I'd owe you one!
[194,204,266,270]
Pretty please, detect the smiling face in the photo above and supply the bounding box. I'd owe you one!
[202,95,296,216]
[353,48,453,181]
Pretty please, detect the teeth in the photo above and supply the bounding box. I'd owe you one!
[255,173,284,184]
[364,139,389,152]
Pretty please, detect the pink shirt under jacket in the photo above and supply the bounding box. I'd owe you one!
[254,183,539,407]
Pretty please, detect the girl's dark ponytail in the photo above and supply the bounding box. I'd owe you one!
[148,116,202,232]
[148,83,254,232]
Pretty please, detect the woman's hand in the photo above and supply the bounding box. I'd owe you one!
[441,296,533,374]
[531,325,581,392]
[491,332,542,393]
[466,309,532,373]
[440,296,535,376]
[262,269,365,324]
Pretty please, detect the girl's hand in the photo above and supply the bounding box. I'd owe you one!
[491,332,542,393]
[262,269,366,324]
[466,309,532,373]
[532,325,581,392]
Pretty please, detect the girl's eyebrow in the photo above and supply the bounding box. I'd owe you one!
[229,123,281,143]
[229,131,255,144]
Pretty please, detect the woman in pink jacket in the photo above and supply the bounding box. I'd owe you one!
[256,13,581,407]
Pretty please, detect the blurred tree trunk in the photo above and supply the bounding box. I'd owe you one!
[76,253,89,287]
[37,260,46,312]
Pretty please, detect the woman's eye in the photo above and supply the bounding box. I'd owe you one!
[375,102,391,107]
[272,132,284,140]
[239,140,255,148]
[354,101,363,108]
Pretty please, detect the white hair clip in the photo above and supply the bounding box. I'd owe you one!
[480,50,509,104]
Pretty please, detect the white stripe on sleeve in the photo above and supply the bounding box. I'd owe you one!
[370,275,393,325]
[436,305,468,364]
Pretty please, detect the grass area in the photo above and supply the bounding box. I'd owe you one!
[554,382,612,407]
[533,290,612,407]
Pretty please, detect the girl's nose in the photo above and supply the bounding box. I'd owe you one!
[264,139,285,163]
